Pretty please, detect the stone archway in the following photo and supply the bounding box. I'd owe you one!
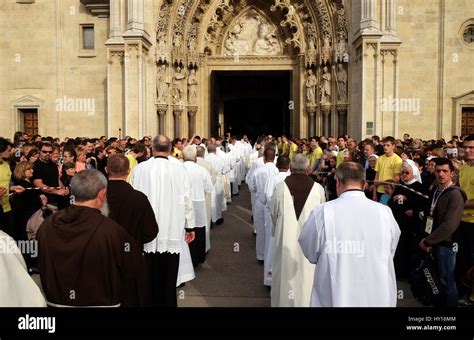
[153,0,349,139]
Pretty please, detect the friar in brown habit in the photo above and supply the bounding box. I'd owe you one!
[106,153,159,307]
[37,169,144,307]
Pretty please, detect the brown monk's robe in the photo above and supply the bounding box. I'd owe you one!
[37,205,144,306]
[107,180,159,307]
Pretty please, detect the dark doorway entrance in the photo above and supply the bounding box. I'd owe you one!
[211,71,291,142]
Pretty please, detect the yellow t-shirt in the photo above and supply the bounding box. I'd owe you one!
[289,143,298,160]
[126,154,138,183]
[460,163,474,223]
[282,142,290,156]
[336,148,348,168]
[309,147,323,169]
[0,162,12,213]
[375,153,403,193]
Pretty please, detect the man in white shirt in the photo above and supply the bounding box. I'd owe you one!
[299,162,401,307]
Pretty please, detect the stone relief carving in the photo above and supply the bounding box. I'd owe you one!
[320,65,331,104]
[187,69,198,105]
[223,9,281,56]
[336,63,347,103]
[305,69,317,106]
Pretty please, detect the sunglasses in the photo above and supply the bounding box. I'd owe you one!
[41,150,53,154]
[401,171,410,175]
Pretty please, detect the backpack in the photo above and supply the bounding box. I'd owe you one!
[409,251,445,306]
[26,204,58,240]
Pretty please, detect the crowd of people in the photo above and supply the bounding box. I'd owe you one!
[0,130,472,307]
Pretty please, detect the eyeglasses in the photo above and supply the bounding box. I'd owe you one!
[41,150,53,154]
[401,171,410,175]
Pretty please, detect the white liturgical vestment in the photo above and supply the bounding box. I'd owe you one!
[270,180,325,307]
[299,190,400,307]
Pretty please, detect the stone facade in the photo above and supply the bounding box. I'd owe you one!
[0,0,473,141]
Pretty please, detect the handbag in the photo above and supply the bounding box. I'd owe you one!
[26,204,58,240]
[408,251,445,306]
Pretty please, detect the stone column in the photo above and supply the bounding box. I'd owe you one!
[106,50,124,137]
[188,106,197,139]
[173,106,183,138]
[108,0,122,41]
[126,0,145,33]
[307,106,316,137]
[337,105,348,136]
[361,0,378,32]
[157,104,168,135]
[321,105,331,136]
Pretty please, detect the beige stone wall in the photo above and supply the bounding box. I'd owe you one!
[396,0,474,140]
[0,0,108,140]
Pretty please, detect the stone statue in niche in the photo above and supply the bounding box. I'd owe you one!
[172,66,186,105]
[308,37,316,51]
[336,63,347,102]
[336,34,348,63]
[223,9,281,56]
[305,69,317,106]
[173,32,183,49]
[188,69,198,105]
[321,35,331,64]
[320,66,331,104]
[188,36,196,52]
[156,64,169,103]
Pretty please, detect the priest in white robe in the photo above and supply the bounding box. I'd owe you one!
[261,155,291,287]
[205,143,226,224]
[299,162,401,307]
[131,135,195,307]
[196,146,217,253]
[270,154,325,307]
[183,146,213,267]
[253,148,279,261]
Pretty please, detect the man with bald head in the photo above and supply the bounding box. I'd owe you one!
[130,135,195,307]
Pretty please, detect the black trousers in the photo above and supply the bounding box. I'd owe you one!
[455,221,474,296]
[189,227,206,267]
[145,251,179,307]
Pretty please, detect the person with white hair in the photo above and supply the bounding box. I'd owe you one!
[270,153,325,307]
[182,145,213,267]
[387,159,429,280]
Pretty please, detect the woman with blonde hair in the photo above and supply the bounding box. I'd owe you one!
[75,145,88,173]
[11,161,47,269]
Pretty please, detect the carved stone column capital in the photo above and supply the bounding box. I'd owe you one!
[306,105,317,116]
